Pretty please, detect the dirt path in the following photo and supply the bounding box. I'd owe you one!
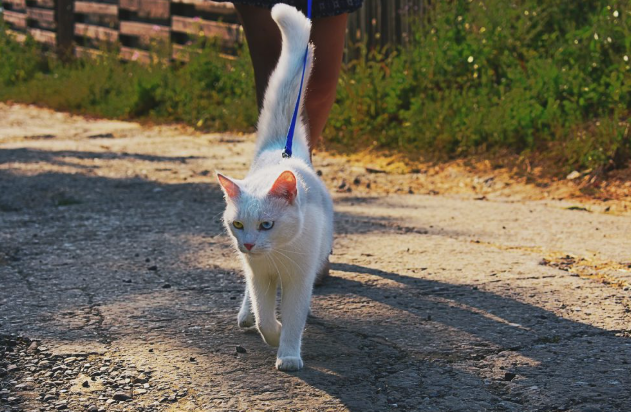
[1,103,630,412]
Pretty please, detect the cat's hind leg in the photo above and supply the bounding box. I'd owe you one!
[314,257,330,286]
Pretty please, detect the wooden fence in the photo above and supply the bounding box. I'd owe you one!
[347,0,426,51]
[1,0,426,61]
[1,0,242,61]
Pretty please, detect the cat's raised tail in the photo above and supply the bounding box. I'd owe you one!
[254,4,314,162]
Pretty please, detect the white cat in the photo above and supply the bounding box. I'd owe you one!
[216,4,333,371]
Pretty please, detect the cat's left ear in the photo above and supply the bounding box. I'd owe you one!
[216,173,241,201]
[269,170,297,204]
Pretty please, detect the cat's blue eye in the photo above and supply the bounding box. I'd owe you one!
[233,221,244,230]
[259,221,274,231]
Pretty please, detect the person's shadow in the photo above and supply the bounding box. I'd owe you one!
[289,262,631,412]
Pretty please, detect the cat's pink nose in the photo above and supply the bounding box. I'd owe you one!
[244,243,254,251]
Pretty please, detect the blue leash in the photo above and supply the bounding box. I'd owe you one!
[282,0,312,159]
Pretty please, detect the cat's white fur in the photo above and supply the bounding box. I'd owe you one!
[216,4,333,371]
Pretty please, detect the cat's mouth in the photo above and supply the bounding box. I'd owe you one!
[240,247,266,256]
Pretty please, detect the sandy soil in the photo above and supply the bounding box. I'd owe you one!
[1,103,630,412]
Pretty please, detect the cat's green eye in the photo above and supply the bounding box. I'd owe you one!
[233,221,244,230]
[259,221,274,231]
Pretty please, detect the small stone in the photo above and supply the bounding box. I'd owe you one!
[0,368,6,377]
[7,364,18,372]
[82,380,90,388]
[148,265,158,271]
[353,177,361,185]
[189,357,196,362]
[504,372,517,381]
[112,392,131,401]
[235,346,247,354]
[134,374,147,383]
[122,279,132,283]
[87,406,98,412]
[161,283,171,289]
[566,170,581,180]
[44,394,56,401]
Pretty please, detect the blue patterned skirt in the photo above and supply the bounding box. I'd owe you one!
[216,0,364,18]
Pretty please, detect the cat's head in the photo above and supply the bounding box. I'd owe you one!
[216,170,303,255]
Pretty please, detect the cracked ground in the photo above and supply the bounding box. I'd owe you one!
[1,103,630,412]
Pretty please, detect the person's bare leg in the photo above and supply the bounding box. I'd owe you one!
[306,14,347,150]
[236,6,348,151]
[235,5,282,110]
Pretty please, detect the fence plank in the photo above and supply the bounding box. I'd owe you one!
[2,0,27,10]
[74,1,118,16]
[75,22,118,41]
[27,7,56,29]
[3,11,28,29]
[74,45,104,58]
[171,16,240,44]
[120,21,170,39]
[30,0,55,8]
[28,27,56,45]
[171,0,235,15]
[119,0,170,19]
[6,29,28,42]
[119,46,151,63]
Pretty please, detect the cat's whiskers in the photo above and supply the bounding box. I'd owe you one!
[266,253,286,292]
[275,247,310,256]
[273,249,307,279]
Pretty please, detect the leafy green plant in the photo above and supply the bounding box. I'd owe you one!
[327,0,631,172]
[0,28,256,132]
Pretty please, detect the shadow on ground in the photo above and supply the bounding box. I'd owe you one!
[1,147,629,411]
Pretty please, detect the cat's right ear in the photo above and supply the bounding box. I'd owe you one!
[216,173,241,201]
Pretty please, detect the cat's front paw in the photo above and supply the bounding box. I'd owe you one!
[275,356,303,371]
[237,309,255,328]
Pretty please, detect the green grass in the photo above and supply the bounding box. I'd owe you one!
[328,0,631,172]
[2,0,630,173]
[0,35,257,131]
